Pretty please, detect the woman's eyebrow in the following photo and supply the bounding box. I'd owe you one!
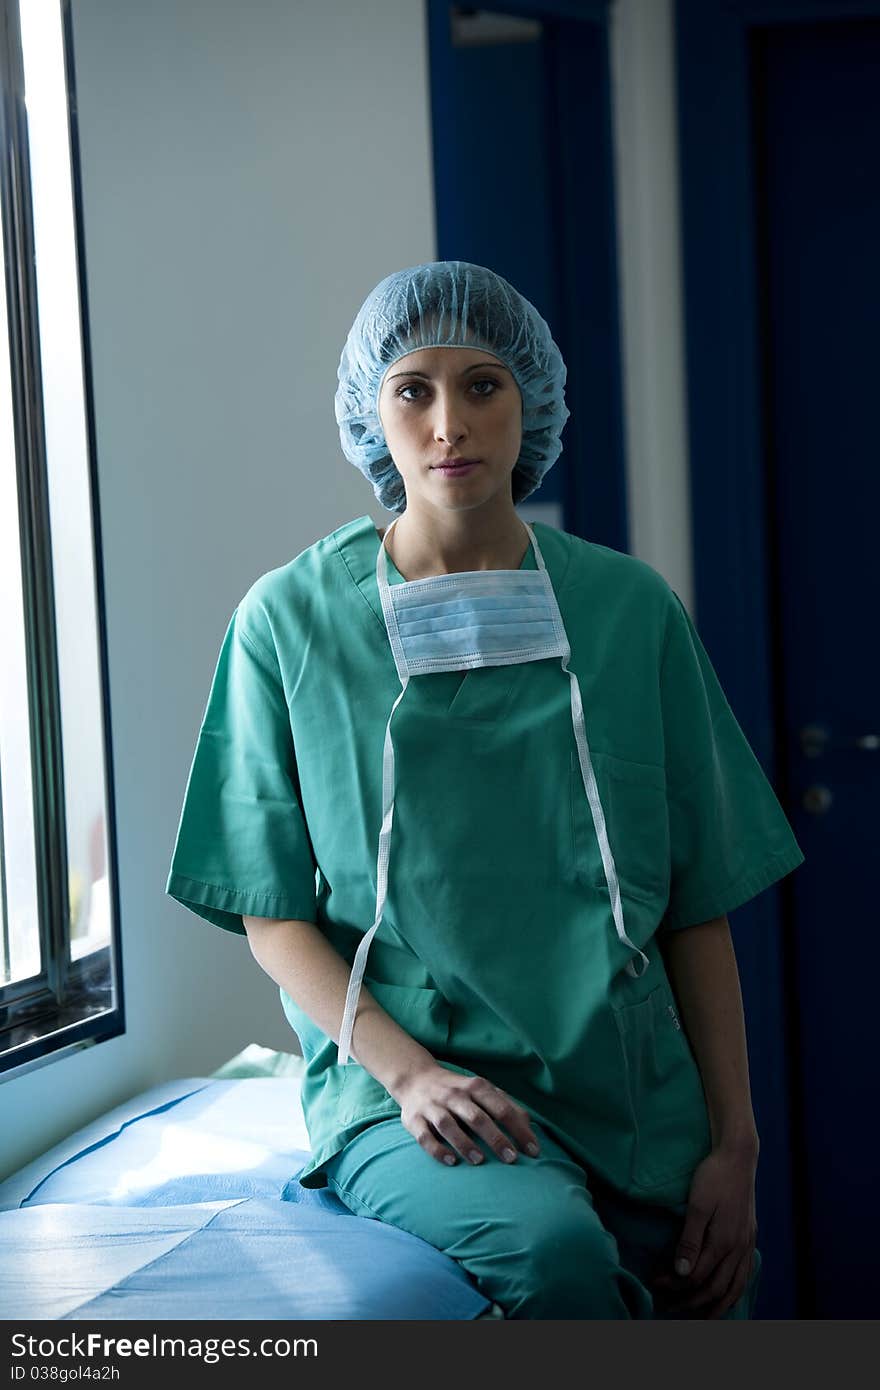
[386,362,508,382]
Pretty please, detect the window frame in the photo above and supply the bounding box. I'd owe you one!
[0,0,125,1080]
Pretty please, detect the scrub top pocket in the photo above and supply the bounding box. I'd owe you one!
[362,979,453,1051]
[283,980,454,1132]
[613,981,712,1199]
[284,978,452,1064]
[570,749,671,906]
[336,981,453,1124]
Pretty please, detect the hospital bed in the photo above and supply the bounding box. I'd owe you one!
[0,1045,502,1321]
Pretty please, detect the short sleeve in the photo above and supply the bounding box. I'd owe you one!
[659,591,804,932]
[165,602,318,934]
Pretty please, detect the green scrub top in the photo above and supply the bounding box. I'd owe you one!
[166,515,804,1205]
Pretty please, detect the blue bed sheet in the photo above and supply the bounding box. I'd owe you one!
[0,1075,493,1321]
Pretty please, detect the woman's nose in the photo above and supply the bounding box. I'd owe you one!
[432,397,468,445]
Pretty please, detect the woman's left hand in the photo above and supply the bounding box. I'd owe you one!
[650,1140,759,1318]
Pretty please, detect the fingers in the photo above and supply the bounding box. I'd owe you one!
[704,1248,754,1320]
[428,1107,492,1165]
[671,1199,713,1282]
[404,1072,541,1167]
[410,1118,465,1167]
[657,1247,742,1316]
[449,1080,541,1163]
[680,1249,739,1315]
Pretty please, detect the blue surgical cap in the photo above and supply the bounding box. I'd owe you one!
[334,260,570,513]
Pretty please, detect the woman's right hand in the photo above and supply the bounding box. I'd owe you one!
[393,1061,542,1168]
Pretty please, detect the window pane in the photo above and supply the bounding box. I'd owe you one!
[0,162,40,989]
[0,0,123,1070]
[21,0,115,972]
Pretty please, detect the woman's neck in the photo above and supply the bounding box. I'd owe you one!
[377,510,531,580]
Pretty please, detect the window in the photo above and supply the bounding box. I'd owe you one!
[0,0,123,1078]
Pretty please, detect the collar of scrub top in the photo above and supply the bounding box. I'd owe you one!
[335,516,651,1066]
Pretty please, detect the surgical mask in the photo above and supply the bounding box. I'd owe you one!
[337,517,650,1064]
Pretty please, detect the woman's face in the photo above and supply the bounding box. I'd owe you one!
[376,345,523,514]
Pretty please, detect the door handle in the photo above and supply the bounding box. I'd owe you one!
[800,724,879,757]
[803,785,833,815]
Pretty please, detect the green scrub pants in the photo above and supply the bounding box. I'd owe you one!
[321,1117,762,1320]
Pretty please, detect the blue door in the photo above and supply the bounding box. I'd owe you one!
[751,15,880,1319]
[427,2,628,550]
[678,1,880,1316]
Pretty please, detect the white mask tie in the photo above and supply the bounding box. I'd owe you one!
[336,518,649,1065]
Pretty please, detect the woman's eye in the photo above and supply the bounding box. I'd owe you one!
[396,379,499,403]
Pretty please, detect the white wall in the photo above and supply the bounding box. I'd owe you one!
[1,0,436,1179]
[610,0,694,613]
[1,0,691,1178]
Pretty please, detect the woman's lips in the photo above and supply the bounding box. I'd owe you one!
[432,461,481,477]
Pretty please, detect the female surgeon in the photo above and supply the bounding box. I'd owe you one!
[166,261,805,1320]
